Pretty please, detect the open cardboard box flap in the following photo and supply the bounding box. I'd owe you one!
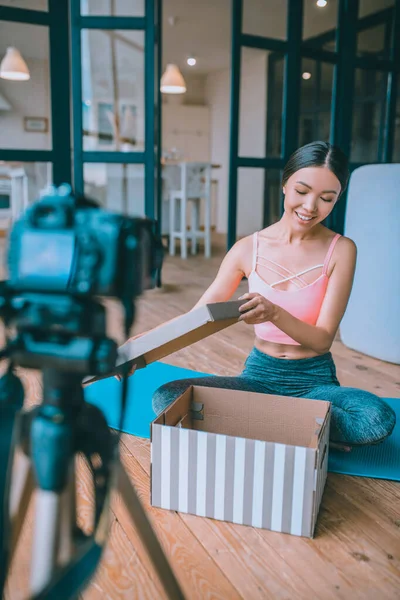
[84,300,244,384]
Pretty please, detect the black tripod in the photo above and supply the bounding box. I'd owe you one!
[2,351,185,599]
[0,182,176,598]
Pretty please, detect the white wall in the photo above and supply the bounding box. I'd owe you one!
[206,49,267,237]
[0,58,51,150]
[161,73,209,161]
[162,73,208,106]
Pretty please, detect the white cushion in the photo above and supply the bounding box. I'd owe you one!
[340,164,400,364]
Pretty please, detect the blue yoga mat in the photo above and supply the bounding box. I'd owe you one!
[84,362,400,482]
[84,361,210,439]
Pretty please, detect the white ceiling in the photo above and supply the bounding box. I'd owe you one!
[163,0,395,74]
[0,18,49,61]
[0,0,395,74]
[0,0,47,9]
[163,0,291,75]
[163,0,230,75]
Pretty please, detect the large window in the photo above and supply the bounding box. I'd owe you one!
[239,48,284,160]
[228,0,399,244]
[299,58,334,146]
[71,0,161,223]
[81,29,145,153]
[0,2,71,198]
[81,0,144,17]
[351,69,388,162]
[84,162,144,215]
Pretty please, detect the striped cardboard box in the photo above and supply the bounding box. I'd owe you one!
[151,399,330,538]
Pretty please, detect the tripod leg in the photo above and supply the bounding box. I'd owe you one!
[116,459,185,600]
[9,449,35,565]
[57,465,76,567]
[30,489,62,595]
[28,375,77,595]
[7,445,76,594]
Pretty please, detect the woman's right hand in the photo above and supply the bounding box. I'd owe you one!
[115,363,136,382]
[114,332,143,381]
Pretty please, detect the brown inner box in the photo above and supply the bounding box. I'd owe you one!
[154,385,330,449]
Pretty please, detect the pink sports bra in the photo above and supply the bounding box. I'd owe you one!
[248,232,341,345]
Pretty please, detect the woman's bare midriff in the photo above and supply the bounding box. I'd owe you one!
[254,336,324,359]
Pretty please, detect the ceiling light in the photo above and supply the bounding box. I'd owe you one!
[0,47,30,81]
[302,72,312,80]
[187,57,196,66]
[316,0,327,7]
[160,64,186,94]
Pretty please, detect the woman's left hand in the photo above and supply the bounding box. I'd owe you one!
[238,293,278,324]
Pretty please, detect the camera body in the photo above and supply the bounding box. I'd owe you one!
[7,185,162,300]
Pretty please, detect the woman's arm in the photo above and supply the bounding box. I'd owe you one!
[122,236,250,344]
[239,237,357,354]
[191,236,250,309]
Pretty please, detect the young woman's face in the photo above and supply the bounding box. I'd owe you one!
[283,166,341,229]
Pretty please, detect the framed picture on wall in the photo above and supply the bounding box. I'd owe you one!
[23,117,48,133]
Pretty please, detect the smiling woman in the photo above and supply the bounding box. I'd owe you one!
[125,141,396,451]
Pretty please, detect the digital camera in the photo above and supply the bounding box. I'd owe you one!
[7,185,163,300]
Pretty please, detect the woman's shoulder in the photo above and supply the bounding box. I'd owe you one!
[225,234,256,276]
[337,236,357,263]
[321,226,356,252]
[323,228,357,263]
[230,233,255,253]
[332,230,356,253]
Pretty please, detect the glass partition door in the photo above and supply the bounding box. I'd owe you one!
[70,0,162,228]
[228,0,400,243]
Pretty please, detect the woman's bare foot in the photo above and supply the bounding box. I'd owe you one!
[330,442,352,452]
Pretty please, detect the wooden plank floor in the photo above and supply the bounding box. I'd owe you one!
[4,234,400,599]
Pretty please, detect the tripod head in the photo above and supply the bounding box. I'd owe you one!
[0,185,167,599]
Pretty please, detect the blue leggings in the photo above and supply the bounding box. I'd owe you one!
[152,347,396,446]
